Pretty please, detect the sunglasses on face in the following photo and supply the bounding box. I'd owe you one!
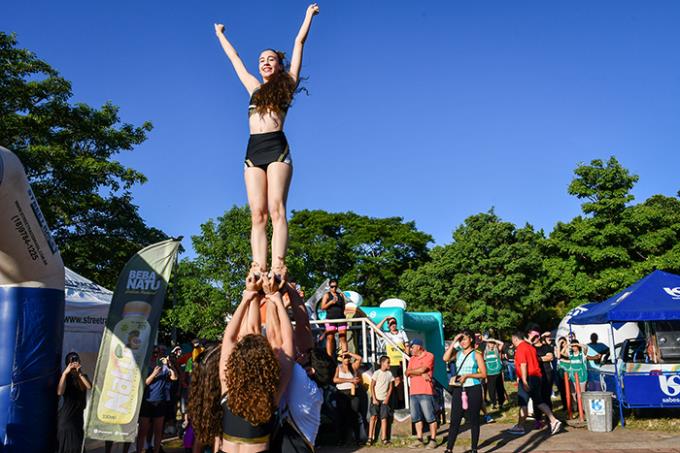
[330,285,337,289]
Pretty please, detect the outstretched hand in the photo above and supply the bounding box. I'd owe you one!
[262,272,278,295]
[307,3,320,16]
[214,23,225,35]
[245,269,263,292]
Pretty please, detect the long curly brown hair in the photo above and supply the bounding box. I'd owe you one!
[225,333,280,426]
[252,50,298,118]
[187,345,222,446]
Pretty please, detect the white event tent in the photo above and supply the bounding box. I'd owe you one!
[63,267,112,376]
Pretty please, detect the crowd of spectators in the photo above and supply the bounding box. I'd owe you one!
[57,301,614,453]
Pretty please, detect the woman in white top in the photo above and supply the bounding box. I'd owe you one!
[333,352,363,445]
[375,316,409,376]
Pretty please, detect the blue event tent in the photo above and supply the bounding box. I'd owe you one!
[568,270,680,427]
[569,270,680,324]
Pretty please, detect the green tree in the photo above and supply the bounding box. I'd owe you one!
[625,194,680,273]
[288,210,432,305]
[162,206,253,339]
[0,32,165,287]
[165,207,432,339]
[399,210,550,336]
[568,156,639,220]
[542,157,680,313]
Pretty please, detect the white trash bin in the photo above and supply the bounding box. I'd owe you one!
[582,391,614,432]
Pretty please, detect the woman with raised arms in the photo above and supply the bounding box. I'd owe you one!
[214,4,320,284]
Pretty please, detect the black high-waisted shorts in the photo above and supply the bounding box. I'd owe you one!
[245,131,292,170]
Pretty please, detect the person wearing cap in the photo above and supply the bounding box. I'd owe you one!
[376,316,409,377]
[405,338,438,449]
[57,352,92,453]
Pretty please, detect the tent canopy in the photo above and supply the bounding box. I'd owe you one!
[63,267,112,376]
[569,270,680,325]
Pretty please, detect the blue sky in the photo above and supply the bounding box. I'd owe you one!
[4,1,680,257]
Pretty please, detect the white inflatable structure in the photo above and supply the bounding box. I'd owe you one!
[557,304,640,358]
[380,298,407,310]
[343,290,364,306]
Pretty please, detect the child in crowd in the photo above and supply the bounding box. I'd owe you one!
[368,356,394,445]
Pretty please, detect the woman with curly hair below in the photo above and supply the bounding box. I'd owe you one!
[214,3,320,283]
[219,273,295,452]
[187,345,222,453]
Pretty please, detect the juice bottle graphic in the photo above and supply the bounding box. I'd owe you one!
[97,301,152,424]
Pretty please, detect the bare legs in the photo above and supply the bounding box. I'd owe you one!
[245,167,268,269]
[325,330,349,358]
[137,416,164,453]
[244,162,292,272]
[325,332,335,357]
[339,332,348,355]
[267,162,292,273]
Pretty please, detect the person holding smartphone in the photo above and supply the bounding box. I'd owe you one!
[138,346,178,453]
[57,352,92,453]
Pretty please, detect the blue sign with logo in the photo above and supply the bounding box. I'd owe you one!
[622,373,680,407]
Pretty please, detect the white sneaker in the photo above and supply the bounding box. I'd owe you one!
[550,420,562,435]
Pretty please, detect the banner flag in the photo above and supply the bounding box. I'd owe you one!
[84,238,180,442]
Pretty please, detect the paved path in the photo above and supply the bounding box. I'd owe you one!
[87,422,680,452]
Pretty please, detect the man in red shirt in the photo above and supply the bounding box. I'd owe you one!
[405,338,438,448]
[509,330,562,436]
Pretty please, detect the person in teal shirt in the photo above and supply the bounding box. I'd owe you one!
[558,339,587,412]
[483,339,505,409]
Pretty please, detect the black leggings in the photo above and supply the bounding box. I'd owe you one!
[447,384,482,451]
[487,373,505,407]
[541,373,554,412]
[337,390,362,443]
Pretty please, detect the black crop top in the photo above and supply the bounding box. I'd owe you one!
[221,394,275,444]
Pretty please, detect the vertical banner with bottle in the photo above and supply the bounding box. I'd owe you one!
[84,238,181,443]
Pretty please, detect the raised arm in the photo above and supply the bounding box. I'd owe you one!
[220,289,260,394]
[348,351,362,372]
[285,283,314,354]
[214,23,261,94]
[320,291,333,310]
[57,364,73,396]
[264,289,295,404]
[443,340,458,363]
[289,3,319,83]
